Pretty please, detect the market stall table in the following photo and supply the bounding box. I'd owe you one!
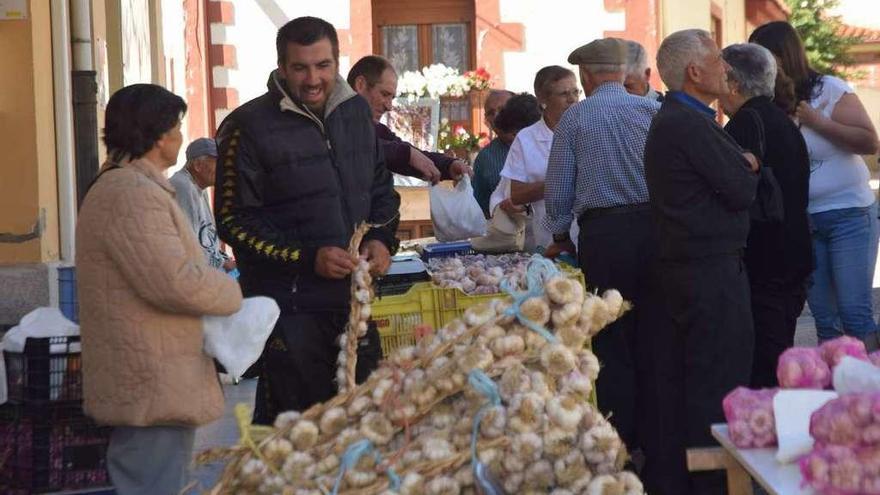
[704,423,815,495]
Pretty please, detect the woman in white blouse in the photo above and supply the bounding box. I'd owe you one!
[751,22,880,349]
[499,66,581,251]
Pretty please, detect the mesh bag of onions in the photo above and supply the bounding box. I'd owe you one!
[810,393,880,447]
[800,444,880,494]
[776,347,832,390]
[722,387,779,448]
[820,336,869,369]
[198,256,647,494]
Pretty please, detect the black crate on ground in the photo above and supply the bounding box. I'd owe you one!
[4,336,82,403]
[0,402,111,494]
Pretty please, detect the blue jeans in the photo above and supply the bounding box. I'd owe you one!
[807,202,879,340]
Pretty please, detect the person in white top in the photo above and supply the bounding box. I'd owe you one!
[751,22,880,350]
[499,66,581,251]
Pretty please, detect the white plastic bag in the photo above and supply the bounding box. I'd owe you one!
[430,176,487,242]
[203,296,280,380]
[1,307,79,353]
[773,389,838,463]
[833,355,880,394]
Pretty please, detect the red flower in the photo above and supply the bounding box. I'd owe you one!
[453,124,467,135]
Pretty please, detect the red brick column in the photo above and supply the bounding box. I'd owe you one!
[207,0,238,130]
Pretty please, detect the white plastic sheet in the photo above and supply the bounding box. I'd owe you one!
[203,296,279,380]
[430,176,487,242]
[773,389,838,463]
[833,355,880,394]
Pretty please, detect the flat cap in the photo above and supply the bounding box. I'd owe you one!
[185,138,218,161]
[567,38,628,66]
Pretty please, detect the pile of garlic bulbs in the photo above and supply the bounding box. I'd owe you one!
[427,253,536,295]
[211,257,643,495]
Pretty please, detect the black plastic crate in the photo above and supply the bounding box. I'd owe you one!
[4,336,82,403]
[0,402,111,494]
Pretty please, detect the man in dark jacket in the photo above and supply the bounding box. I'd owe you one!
[214,17,400,424]
[347,55,472,183]
[643,29,759,494]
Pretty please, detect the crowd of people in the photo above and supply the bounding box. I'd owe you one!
[72,14,880,495]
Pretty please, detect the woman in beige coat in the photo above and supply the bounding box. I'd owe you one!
[76,84,242,495]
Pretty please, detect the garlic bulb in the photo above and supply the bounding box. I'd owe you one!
[547,395,585,431]
[361,412,395,445]
[281,451,314,481]
[545,276,585,305]
[347,395,372,417]
[263,437,294,464]
[289,420,319,450]
[552,302,582,328]
[509,392,546,433]
[512,431,544,461]
[520,297,551,326]
[319,407,347,436]
[545,426,579,458]
[541,343,578,376]
[400,472,425,495]
[490,334,526,359]
[523,459,555,489]
[273,410,302,429]
[479,405,507,438]
[425,476,461,495]
[554,450,589,486]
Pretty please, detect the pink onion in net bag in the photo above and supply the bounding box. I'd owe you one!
[820,336,869,368]
[810,393,880,447]
[777,347,832,389]
[722,387,778,448]
[800,444,880,495]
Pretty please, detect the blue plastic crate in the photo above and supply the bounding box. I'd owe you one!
[58,267,77,323]
[421,241,475,261]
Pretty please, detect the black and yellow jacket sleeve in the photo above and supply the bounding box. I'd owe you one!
[214,123,315,275]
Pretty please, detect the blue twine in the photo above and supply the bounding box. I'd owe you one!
[500,255,560,344]
[468,369,501,466]
[331,439,401,494]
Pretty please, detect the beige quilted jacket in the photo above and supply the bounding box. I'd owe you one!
[75,158,242,427]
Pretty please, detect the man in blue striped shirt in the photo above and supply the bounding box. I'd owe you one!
[543,38,662,456]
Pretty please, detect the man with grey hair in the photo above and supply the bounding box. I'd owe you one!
[643,29,759,494]
[170,138,234,271]
[544,37,662,456]
[624,39,663,102]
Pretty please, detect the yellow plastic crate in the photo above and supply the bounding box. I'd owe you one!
[371,282,440,356]
[372,266,587,356]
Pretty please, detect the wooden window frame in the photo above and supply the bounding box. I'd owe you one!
[372,0,477,74]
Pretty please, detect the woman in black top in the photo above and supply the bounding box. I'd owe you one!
[719,43,813,388]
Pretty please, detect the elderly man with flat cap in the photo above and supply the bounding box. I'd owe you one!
[543,37,662,457]
[170,138,234,272]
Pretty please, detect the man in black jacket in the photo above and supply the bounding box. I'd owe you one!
[643,29,759,494]
[347,55,472,183]
[214,17,400,424]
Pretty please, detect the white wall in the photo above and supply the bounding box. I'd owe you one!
[161,0,190,171]
[221,0,354,108]
[498,0,625,93]
[120,0,152,85]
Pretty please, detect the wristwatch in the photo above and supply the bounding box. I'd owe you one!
[552,232,571,243]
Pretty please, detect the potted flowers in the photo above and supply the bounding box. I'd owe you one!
[438,120,489,162]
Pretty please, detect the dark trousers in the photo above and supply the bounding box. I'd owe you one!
[577,209,661,451]
[252,311,382,425]
[750,280,807,388]
[645,255,755,495]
